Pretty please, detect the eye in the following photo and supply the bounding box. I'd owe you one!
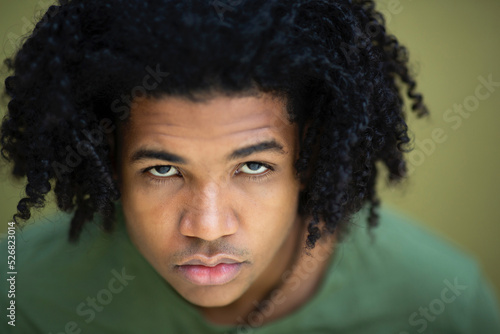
[147,165,180,177]
[238,162,270,175]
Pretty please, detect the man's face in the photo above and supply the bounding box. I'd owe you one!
[117,92,303,308]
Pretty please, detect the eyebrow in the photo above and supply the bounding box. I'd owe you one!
[130,139,286,164]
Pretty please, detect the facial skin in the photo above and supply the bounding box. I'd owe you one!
[116,92,334,325]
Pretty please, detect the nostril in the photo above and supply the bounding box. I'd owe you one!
[178,205,238,241]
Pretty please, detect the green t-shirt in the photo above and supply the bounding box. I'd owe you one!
[1,203,499,333]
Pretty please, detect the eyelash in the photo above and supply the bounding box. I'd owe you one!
[141,162,275,185]
[239,163,275,183]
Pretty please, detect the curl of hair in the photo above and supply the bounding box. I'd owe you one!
[1,0,428,245]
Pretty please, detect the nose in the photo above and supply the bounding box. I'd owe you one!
[178,182,238,241]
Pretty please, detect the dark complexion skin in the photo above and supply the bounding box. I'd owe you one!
[116,93,336,325]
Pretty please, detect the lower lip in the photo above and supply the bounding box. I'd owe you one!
[177,263,243,286]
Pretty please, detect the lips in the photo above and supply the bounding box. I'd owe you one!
[176,256,246,286]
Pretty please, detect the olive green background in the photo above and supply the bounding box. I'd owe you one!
[1,0,499,302]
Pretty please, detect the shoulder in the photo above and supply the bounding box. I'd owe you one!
[0,209,131,332]
[344,204,480,278]
[325,204,500,333]
[0,209,126,293]
[2,210,121,271]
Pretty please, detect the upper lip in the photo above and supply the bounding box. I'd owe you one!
[179,256,243,267]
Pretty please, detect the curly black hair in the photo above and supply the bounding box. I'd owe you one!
[1,0,428,247]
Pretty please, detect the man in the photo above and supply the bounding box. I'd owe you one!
[1,0,499,333]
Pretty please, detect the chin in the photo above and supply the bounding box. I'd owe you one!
[181,285,245,308]
[190,297,233,308]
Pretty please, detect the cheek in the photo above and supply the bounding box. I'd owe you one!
[243,172,301,248]
[119,172,182,262]
[121,202,182,276]
[120,164,178,225]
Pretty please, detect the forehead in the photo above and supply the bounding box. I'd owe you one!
[121,93,297,150]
